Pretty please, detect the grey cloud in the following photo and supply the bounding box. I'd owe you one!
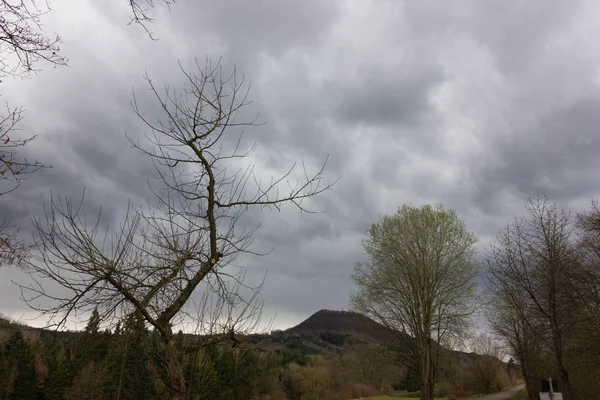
[163,0,341,63]
[330,65,446,129]
[4,0,600,331]
[473,95,600,209]
[402,0,582,78]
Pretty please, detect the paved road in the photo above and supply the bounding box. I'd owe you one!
[467,385,525,400]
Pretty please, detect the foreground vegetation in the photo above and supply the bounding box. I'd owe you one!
[0,309,520,400]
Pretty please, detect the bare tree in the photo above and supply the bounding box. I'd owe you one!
[0,0,178,78]
[350,204,480,400]
[0,103,47,267]
[127,0,174,39]
[574,201,600,370]
[485,193,581,400]
[0,104,45,195]
[470,333,505,395]
[0,0,175,267]
[576,199,600,313]
[485,279,543,400]
[0,0,64,266]
[18,59,333,400]
[0,0,66,78]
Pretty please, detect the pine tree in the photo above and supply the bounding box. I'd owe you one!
[0,331,38,399]
[64,361,104,400]
[72,307,109,371]
[45,351,73,400]
[102,313,155,400]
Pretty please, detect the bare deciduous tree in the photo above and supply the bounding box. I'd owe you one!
[470,333,505,395]
[127,0,174,39]
[0,0,174,266]
[0,104,47,267]
[574,200,600,371]
[18,59,333,400]
[0,0,66,78]
[485,193,581,400]
[0,0,177,79]
[0,104,45,195]
[576,200,600,313]
[485,279,542,400]
[350,204,480,400]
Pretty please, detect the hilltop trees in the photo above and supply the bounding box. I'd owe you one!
[19,59,333,399]
[350,204,480,400]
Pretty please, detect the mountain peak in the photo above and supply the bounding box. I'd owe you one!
[285,309,398,344]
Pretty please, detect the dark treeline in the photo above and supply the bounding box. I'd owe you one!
[1,311,299,400]
[0,310,401,400]
[0,310,519,400]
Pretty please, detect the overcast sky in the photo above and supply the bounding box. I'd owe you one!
[2,0,600,332]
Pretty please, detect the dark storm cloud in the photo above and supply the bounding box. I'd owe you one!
[161,0,341,63]
[3,0,600,331]
[473,95,600,210]
[331,66,445,128]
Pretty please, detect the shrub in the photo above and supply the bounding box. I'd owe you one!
[338,382,379,399]
[446,386,473,400]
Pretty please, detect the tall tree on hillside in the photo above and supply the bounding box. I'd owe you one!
[350,204,479,400]
[19,59,334,400]
[486,193,581,400]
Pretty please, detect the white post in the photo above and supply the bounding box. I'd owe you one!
[548,377,554,399]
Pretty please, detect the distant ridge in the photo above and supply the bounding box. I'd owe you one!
[285,309,399,344]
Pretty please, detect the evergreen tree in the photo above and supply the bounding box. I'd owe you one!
[72,308,109,372]
[64,361,104,400]
[45,351,73,400]
[102,314,155,400]
[0,331,38,399]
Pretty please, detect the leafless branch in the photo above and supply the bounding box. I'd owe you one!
[0,0,67,78]
[20,58,334,399]
[0,102,47,196]
[127,0,174,40]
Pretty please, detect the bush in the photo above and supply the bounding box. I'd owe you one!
[337,382,379,399]
[446,386,473,400]
[493,370,510,392]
